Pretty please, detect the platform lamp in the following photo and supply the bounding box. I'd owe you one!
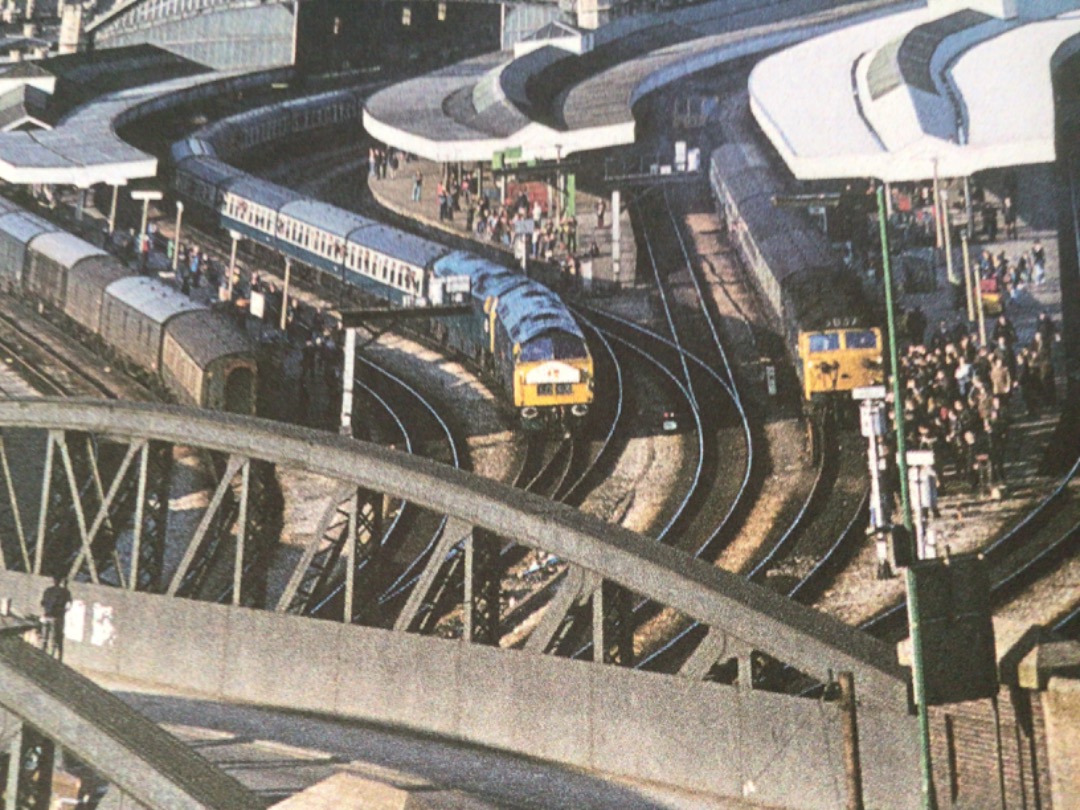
[877,183,938,810]
[172,201,184,272]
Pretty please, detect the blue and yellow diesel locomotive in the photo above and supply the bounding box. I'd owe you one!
[170,88,593,423]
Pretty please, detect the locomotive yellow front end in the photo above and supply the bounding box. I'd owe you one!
[515,354,594,423]
[799,327,884,400]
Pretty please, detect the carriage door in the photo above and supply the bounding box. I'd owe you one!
[223,366,256,414]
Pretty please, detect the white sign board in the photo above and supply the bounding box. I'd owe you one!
[66,599,86,644]
[249,290,265,319]
[687,148,700,172]
[906,450,936,467]
[852,385,887,401]
[91,603,115,647]
[675,141,687,171]
[443,275,471,295]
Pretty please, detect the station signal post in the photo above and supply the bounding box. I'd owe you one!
[340,326,356,437]
[877,183,938,810]
[172,201,184,272]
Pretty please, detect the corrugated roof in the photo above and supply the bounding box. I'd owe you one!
[29,231,106,268]
[105,276,205,324]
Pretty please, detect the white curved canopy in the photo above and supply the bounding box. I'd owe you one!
[750,2,1080,181]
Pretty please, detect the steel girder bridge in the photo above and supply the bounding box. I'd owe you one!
[0,398,906,700]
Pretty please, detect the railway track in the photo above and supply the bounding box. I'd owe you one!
[0,300,153,401]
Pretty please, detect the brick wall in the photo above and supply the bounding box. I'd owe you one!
[930,686,1051,809]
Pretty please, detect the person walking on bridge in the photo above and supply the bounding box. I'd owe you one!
[40,576,71,661]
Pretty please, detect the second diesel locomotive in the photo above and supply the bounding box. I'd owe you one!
[709,97,883,402]
[170,87,593,424]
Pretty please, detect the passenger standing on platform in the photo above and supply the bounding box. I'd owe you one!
[989,356,1012,408]
[466,201,475,233]
[596,199,606,228]
[40,576,71,660]
[1003,196,1017,240]
[566,216,578,255]
[1036,311,1059,347]
[412,169,423,202]
[992,313,1017,352]
[139,231,150,273]
[986,407,1009,485]
[189,246,200,286]
[1032,239,1046,285]
[983,202,998,241]
[301,337,317,381]
[436,182,446,220]
[1031,332,1056,406]
[1016,349,1040,417]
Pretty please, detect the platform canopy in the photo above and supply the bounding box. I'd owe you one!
[364,0,909,165]
[749,0,1080,182]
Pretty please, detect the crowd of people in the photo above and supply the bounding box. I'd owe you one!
[406,163,604,285]
[895,302,1058,498]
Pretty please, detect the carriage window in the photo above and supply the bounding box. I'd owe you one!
[845,330,878,350]
[537,383,554,396]
[556,383,573,395]
[807,333,840,353]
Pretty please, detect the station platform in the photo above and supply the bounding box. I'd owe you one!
[817,162,1072,620]
[367,155,638,294]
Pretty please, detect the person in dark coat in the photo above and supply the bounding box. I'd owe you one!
[985,407,1008,485]
[1031,332,1055,406]
[40,576,72,660]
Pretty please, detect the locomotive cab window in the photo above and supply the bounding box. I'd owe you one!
[845,330,878,349]
[807,333,840,353]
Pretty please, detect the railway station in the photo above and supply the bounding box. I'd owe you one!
[0,0,1073,808]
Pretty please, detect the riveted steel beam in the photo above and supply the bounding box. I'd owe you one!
[464,528,500,645]
[0,401,910,706]
[166,454,246,597]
